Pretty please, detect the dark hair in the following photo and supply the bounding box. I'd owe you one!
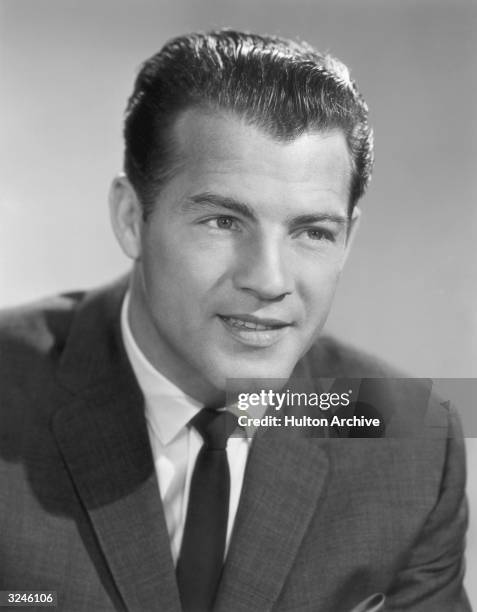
[124,29,374,218]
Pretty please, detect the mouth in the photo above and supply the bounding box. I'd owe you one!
[218,314,292,347]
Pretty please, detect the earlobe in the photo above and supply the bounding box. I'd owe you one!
[109,175,143,260]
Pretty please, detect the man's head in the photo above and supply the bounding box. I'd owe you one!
[110,30,374,404]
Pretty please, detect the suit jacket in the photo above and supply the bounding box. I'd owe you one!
[0,277,470,612]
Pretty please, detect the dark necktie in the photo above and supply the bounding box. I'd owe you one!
[176,409,238,612]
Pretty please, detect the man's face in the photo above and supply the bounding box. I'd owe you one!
[126,109,358,403]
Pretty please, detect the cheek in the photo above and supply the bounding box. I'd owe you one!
[300,260,343,304]
[142,232,230,305]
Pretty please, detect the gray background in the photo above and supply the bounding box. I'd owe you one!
[1,0,476,604]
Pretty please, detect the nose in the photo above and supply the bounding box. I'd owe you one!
[232,236,293,301]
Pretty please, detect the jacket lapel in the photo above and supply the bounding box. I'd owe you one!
[215,433,329,612]
[52,278,181,612]
[215,360,330,612]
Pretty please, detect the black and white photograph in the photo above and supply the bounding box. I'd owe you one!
[1,1,476,610]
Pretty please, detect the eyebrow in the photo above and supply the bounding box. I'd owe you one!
[288,213,347,228]
[184,192,257,221]
[184,192,348,227]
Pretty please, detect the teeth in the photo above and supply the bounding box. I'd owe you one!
[224,317,271,331]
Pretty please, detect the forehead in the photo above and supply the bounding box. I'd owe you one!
[167,108,352,212]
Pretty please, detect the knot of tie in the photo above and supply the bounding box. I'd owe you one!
[190,409,238,450]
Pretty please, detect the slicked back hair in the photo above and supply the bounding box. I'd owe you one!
[124,29,374,218]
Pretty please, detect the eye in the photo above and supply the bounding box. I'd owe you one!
[204,216,239,231]
[302,228,335,242]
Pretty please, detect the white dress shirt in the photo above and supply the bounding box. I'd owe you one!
[120,293,251,564]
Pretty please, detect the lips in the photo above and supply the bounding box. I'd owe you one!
[220,314,290,329]
[218,314,292,347]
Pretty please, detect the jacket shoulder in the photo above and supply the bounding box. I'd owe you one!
[309,336,463,440]
[0,291,85,357]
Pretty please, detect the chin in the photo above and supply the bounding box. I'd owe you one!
[211,357,296,390]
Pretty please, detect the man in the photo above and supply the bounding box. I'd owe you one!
[0,30,470,611]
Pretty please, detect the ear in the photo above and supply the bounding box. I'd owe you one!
[343,206,361,265]
[109,174,143,260]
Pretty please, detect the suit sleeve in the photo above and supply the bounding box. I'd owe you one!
[385,407,471,611]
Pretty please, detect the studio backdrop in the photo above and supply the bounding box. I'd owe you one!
[1,0,476,605]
